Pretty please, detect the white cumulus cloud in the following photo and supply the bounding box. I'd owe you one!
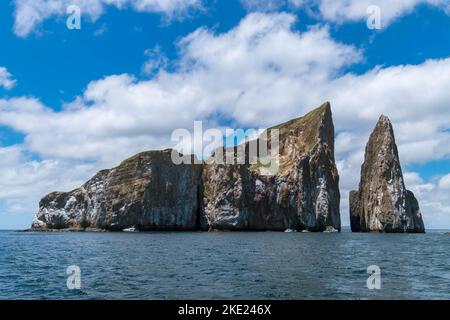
[307,0,450,25]
[242,0,450,26]
[1,13,362,163]
[0,145,99,218]
[0,67,16,90]
[13,0,204,37]
[439,174,450,190]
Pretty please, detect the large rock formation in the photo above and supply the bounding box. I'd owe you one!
[32,150,203,231]
[202,102,340,231]
[349,115,425,233]
[31,102,341,232]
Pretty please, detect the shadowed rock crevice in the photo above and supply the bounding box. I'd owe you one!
[31,102,341,232]
[349,115,425,233]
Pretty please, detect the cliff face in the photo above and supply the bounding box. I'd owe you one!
[349,116,425,233]
[32,150,203,231]
[31,102,341,232]
[202,102,341,231]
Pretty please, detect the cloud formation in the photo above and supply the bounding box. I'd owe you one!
[13,0,204,37]
[0,67,16,90]
[308,0,450,25]
[242,0,450,26]
[1,12,449,228]
[1,13,361,162]
[14,0,450,38]
[438,174,450,190]
[0,145,97,216]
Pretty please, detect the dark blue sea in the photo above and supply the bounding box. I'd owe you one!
[0,230,449,300]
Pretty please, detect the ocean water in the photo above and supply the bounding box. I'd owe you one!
[0,229,449,300]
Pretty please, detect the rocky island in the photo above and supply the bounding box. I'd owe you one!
[202,102,340,231]
[31,102,341,232]
[32,150,203,231]
[30,103,426,233]
[349,115,425,233]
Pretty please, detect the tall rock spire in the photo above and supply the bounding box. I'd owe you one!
[350,115,425,233]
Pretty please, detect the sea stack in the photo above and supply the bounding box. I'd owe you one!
[202,102,341,232]
[31,102,340,232]
[32,150,203,231]
[349,115,425,233]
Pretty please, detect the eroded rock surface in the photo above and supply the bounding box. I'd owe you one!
[32,150,203,231]
[202,102,341,231]
[349,115,425,233]
[31,102,341,232]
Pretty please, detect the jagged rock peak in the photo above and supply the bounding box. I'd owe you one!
[350,115,425,233]
[272,101,333,146]
[202,101,341,232]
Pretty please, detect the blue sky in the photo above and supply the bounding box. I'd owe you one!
[1,0,450,229]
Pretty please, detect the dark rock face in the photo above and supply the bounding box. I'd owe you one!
[31,102,341,232]
[349,115,425,233]
[202,102,341,231]
[32,150,203,231]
